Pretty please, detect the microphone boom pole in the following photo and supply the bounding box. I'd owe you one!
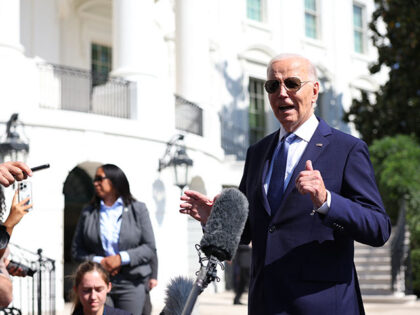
[181,254,220,315]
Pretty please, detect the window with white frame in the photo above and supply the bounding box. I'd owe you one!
[248,78,266,145]
[247,0,263,22]
[353,3,366,53]
[304,0,319,39]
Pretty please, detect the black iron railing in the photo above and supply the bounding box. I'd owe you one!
[391,200,412,295]
[38,63,134,119]
[175,95,203,136]
[3,244,55,315]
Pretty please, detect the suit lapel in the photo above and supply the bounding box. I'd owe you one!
[259,130,280,216]
[118,203,131,250]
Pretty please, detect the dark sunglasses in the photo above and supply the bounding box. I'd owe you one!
[93,176,108,183]
[264,77,312,94]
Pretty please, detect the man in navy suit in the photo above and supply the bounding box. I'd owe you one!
[180,54,391,315]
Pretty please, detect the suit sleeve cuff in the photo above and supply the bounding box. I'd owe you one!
[314,190,331,215]
[119,251,130,265]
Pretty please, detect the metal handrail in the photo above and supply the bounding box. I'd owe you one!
[391,200,411,295]
[6,244,56,315]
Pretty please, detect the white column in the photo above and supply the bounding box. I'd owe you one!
[112,0,155,77]
[0,0,24,54]
[175,0,210,105]
[112,0,173,135]
[0,0,38,116]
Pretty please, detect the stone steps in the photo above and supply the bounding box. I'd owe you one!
[354,240,393,296]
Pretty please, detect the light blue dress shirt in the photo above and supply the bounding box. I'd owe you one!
[92,197,130,265]
[264,114,331,213]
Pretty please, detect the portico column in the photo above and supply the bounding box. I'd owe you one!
[0,0,34,114]
[0,0,24,55]
[112,0,172,132]
[175,0,210,105]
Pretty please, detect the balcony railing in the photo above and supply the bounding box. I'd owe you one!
[175,95,203,136]
[4,243,55,315]
[220,118,248,161]
[38,63,134,119]
[391,200,412,295]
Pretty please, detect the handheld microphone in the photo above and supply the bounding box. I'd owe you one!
[30,164,50,172]
[181,188,249,315]
[160,276,194,315]
[200,188,249,261]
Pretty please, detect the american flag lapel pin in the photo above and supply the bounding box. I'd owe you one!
[316,143,323,147]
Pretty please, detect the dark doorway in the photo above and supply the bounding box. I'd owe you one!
[63,166,95,301]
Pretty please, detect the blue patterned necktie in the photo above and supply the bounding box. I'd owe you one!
[267,133,296,214]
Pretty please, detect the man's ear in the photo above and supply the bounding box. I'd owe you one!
[312,81,320,104]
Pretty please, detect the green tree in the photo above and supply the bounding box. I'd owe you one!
[369,135,420,223]
[343,0,420,145]
[369,135,420,295]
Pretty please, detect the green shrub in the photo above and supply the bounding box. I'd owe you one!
[369,135,420,224]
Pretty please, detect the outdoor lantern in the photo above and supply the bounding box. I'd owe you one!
[158,134,193,193]
[0,113,30,162]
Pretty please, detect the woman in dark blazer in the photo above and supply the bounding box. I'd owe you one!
[72,164,156,315]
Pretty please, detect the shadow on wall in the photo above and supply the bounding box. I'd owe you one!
[153,178,166,226]
[216,61,248,160]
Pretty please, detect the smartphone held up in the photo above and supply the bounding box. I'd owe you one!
[18,181,32,206]
[16,163,49,208]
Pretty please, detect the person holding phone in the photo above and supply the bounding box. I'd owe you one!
[71,261,131,315]
[72,164,156,315]
[0,185,32,307]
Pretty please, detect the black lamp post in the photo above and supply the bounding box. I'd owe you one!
[0,113,30,162]
[158,134,193,193]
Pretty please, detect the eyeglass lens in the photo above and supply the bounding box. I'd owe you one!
[264,77,302,93]
[93,176,106,182]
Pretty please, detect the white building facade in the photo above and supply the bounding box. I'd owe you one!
[0,0,384,311]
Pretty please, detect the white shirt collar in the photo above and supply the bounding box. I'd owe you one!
[279,114,319,143]
[100,197,124,210]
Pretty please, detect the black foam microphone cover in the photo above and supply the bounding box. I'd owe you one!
[199,188,249,261]
[160,276,194,315]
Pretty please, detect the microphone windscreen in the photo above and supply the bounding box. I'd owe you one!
[160,276,194,315]
[200,188,249,261]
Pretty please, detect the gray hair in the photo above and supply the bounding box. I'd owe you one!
[267,53,318,80]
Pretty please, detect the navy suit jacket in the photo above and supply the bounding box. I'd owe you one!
[239,118,391,315]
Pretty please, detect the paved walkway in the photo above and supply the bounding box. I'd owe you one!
[60,290,420,314]
[151,291,420,315]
